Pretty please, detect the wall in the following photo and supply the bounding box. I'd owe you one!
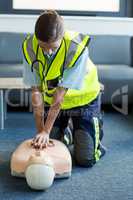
[0,0,133,36]
[1,15,133,36]
[0,0,130,17]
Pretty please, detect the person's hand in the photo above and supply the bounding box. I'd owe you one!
[31,131,54,149]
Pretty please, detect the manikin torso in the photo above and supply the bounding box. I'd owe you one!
[11,139,72,178]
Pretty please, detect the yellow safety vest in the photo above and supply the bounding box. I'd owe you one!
[23,31,100,110]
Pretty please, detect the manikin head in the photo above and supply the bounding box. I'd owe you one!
[35,10,64,55]
[25,151,55,190]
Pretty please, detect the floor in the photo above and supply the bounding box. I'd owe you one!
[0,110,133,200]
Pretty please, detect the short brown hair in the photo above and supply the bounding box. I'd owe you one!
[35,10,64,42]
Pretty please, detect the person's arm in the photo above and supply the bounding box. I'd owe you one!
[22,38,49,146]
[31,87,68,149]
[23,58,44,133]
[43,87,68,133]
[30,86,50,149]
[32,86,67,135]
[31,86,44,133]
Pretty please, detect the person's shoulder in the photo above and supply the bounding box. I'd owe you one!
[64,30,79,40]
[65,30,89,36]
[64,30,90,43]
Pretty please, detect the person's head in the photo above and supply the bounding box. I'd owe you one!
[35,10,64,55]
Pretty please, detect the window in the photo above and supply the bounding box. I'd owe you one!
[13,0,120,12]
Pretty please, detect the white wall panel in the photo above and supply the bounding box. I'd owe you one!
[13,0,119,12]
[0,15,133,36]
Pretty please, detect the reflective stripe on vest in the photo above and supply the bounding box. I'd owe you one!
[65,34,90,68]
[22,34,32,65]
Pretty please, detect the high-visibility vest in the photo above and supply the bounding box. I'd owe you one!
[23,31,100,110]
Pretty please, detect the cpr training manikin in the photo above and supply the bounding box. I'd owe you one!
[11,139,72,190]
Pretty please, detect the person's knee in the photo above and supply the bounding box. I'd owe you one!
[74,129,96,168]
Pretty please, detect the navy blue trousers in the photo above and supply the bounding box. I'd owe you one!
[44,93,105,167]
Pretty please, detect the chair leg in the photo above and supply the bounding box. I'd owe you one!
[3,93,7,120]
[0,90,4,130]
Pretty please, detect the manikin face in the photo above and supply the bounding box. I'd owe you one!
[38,39,62,55]
[28,151,54,167]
